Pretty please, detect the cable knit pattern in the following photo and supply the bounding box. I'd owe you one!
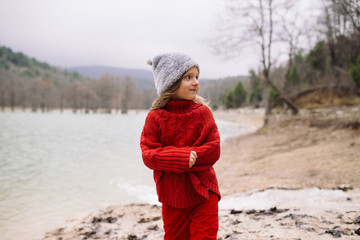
[140,100,221,208]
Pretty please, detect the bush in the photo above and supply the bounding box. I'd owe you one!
[250,86,263,106]
[270,88,279,103]
[21,69,35,78]
[233,81,247,107]
[350,55,360,88]
[306,41,327,72]
[222,81,247,109]
[0,59,10,70]
[287,66,301,85]
[248,69,263,107]
[223,91,234,109]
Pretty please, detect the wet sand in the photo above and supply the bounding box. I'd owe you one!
[43,107,360,239]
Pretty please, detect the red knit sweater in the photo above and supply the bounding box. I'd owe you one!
[140,100,221,208]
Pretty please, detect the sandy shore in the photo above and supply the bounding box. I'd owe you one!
[43,107,360,239]
[214,107,360,194]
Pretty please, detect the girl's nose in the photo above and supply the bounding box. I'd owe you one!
[192,78,199,85]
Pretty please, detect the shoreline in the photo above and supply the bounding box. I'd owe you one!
[42,190,360,240]
[42,107,360,239]
[215,106,360,195]
[0,107,149,114]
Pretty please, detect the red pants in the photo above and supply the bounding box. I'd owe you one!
[162,192,219,240]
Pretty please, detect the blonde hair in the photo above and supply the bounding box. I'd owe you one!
[150,78,211,111]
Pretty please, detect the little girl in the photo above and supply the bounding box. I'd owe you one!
[140,53,221,240]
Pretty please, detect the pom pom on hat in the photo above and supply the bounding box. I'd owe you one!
[147,53,199,96]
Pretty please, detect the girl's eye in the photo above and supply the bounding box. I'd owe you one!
[184,75,199,80]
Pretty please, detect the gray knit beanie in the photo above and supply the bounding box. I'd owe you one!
[147,53,199,96]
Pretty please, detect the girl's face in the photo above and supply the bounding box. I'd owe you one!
[173,67,199,101]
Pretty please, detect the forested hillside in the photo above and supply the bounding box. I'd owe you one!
[0,46,158,112]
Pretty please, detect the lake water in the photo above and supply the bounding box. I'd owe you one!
[0,110,254,240]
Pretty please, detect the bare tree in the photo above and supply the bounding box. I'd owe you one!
[319,0,360,86]
[96,73,117,113]
[67,82,84,113]
[82,83,99,113]
[211,0,298,124]
[58,81,68,112]
[0,70,10,110]
[112,75,122,113]
[278,8,316,95]
[340,0,360,33]
[38,79,57,112]
[323,1,350,69]
[324,0,360,36]
[121,76,135,114]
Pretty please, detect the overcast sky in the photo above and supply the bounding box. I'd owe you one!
[0,0,321,79]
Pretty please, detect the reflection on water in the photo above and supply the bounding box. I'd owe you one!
[0,110,251,240]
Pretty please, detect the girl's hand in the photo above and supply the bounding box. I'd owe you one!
[189,151,197,168]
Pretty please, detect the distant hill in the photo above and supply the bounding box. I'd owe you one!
[68,65,153,81]
[0,45,86,82]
